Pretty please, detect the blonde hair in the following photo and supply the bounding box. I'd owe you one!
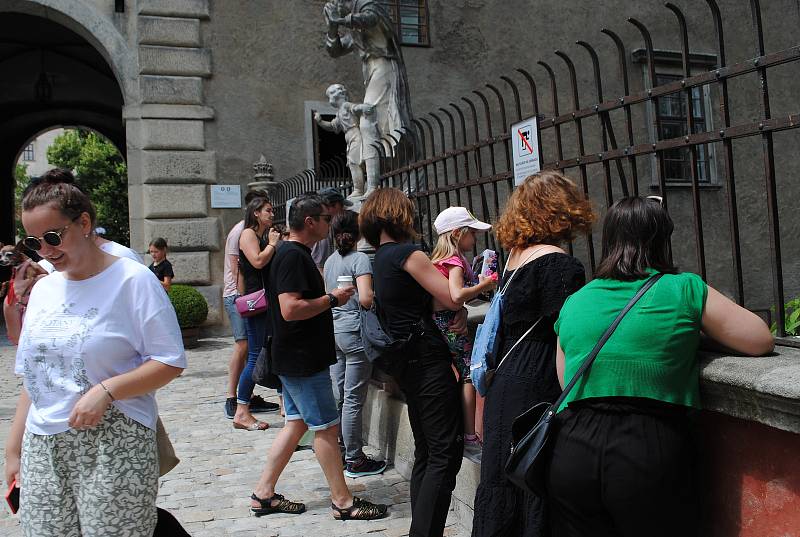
[430,227,469,265]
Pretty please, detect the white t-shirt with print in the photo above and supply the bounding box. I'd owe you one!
[15,258,186,435]
[38,240,144,273]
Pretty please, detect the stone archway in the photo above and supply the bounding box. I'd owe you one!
[1,1,222,327]
[0,11,126,245]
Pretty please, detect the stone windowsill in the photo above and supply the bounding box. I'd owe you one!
[464,302,800,434]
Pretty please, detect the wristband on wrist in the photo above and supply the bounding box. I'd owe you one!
[99,382,115,402]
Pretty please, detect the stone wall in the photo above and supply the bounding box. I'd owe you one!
[126,0,222,325]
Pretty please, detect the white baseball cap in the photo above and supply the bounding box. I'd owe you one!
[434,207,492,235]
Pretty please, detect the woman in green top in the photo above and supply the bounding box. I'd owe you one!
[547,197,773,537]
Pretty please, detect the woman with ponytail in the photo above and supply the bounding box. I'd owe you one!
[4,168,186,537]
[322,210,387,478]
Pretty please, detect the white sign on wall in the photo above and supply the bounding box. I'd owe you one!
[511,116,541,185]
[210,185,242,208]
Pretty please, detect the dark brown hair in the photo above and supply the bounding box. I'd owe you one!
[243,197,272,231]
[22,168,96,226]
[149,237,168,250]
[332,210,360,256]
[358,188,416,247]
[594,196,678,281]
[495,170,594,249]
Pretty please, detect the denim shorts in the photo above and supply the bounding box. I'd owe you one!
[279,369,340,431]
[223,295,248,342]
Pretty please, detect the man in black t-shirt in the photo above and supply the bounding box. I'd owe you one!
[250,194,387,521]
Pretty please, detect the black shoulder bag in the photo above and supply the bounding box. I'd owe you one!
[504,273,663,495]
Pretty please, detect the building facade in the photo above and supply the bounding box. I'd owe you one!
[1,0,798,326]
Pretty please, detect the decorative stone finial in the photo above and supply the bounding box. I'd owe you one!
[252,155,274,181]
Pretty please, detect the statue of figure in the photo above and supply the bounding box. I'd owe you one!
[314,83,380,200]
[323,0,413,193]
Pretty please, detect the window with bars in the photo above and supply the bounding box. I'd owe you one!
[22,143,35,162]
[379,0,430,46]
[656,74,711,183]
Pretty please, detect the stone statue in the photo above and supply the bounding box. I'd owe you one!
[323,0,414,194]
[314,83,380,199]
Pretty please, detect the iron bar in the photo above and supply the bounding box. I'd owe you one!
[750,0,786,337]
[666,2,706,279]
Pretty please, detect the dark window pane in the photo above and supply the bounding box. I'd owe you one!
[379,1,429,46]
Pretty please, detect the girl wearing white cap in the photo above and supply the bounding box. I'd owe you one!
[430,207,497,457]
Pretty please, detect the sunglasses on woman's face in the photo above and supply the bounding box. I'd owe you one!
[23,222,74,251]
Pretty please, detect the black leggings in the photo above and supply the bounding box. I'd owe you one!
[546,403,697,537]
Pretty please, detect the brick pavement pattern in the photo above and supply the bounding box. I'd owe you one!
[0,337,467,537]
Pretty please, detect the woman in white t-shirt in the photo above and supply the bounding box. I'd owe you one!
[5,172,186,537]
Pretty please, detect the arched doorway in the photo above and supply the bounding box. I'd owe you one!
[0,12,125,246]
[14,126,129,244]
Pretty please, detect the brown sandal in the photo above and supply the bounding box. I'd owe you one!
[233,420,268,431]
[331,496,388,521]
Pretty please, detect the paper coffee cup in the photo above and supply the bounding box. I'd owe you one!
[337,275,354,288]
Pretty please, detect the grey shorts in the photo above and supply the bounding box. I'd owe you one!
[223,294,248,341]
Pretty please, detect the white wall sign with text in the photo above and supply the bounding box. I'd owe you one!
[210,185,242,208]
[511,116,541,185]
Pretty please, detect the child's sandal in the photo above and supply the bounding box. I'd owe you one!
[250,493,306,517]
[331,496,388,521]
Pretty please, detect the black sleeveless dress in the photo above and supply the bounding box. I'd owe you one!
[472,253,586,537]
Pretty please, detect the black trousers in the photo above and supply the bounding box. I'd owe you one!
[398,337,464,537]
[546,404,697,537]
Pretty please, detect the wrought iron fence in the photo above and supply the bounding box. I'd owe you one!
[271,155,351,225]
[374,0,798,341]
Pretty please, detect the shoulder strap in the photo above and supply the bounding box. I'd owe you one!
[493,316,543,374]
[552,273,663,410]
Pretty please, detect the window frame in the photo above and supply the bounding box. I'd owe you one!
[22,143,35,162]
[379,0,431,47]
[634,49,720,188]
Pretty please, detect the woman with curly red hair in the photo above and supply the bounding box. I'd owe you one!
[472,170,595,537]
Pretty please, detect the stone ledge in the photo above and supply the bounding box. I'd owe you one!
[144,217,220,252]
[124,104,214,120]
[141,76,203,105]
[138,0,209,19]
[139,46,211,77]
[141,119,205,150]
[143,251,211,285]
[699,349,800,434]
[138,16,201,47]
[143,184,208,218]
[141,150,217,184]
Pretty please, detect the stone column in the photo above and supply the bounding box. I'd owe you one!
[126,0,221,326]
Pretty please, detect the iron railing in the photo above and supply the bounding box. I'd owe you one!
[271,155,351,225]
[373,0,798,341]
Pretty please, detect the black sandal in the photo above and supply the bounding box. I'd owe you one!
[250,493,306,517]
[331,496,388,521]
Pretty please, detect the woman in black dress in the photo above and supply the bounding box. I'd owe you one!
[472,171,595,537]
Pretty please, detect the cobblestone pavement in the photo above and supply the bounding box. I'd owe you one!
[0,337,468,537]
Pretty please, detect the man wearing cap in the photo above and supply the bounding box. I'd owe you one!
[311,187,353,271]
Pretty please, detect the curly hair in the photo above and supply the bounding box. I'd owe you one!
[495,170,595,250]
[359,188,416,247]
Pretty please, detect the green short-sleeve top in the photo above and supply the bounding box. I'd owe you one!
[554,271,708,411]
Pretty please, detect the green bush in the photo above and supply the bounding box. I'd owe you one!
[771,297,800,337]
[167,285,208,329]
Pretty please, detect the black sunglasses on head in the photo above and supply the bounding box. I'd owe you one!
[23,220,77,251]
